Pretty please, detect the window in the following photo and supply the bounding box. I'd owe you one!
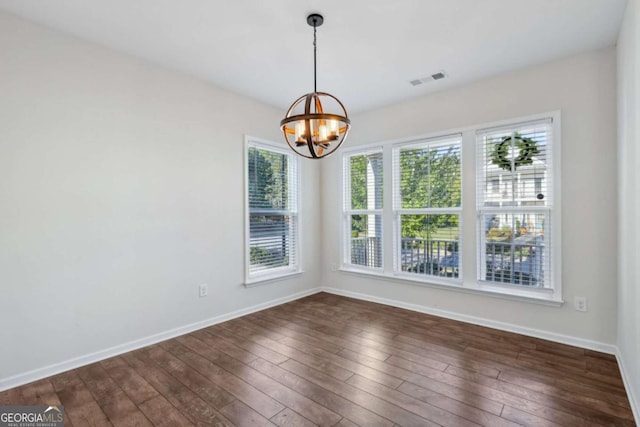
[393,135,462,279]
[245,138,299,283]
[338,112,560,304]
[476,118,553,289]
[343,149,383,269]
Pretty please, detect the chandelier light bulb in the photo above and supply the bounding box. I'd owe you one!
[319,123,328,142]
[295,121,305,143]
[328,119,339,138]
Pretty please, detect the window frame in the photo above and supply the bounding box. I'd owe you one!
[392,135,463,284]
[337,111,562,306]
[342,147,385,272]
[475,116,560,300]
[244,136,301,286]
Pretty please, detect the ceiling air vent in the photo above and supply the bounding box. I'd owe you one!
[409,71,447,86]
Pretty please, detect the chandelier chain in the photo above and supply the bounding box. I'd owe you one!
[313,21,317,93]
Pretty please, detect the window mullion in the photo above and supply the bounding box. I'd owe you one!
[383,143,394,273]
[347,209,384,215]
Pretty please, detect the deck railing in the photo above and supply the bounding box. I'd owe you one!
[351,236,382,268]
[400,237,460,278]
[483,240,544,286]
[350,236,544,286]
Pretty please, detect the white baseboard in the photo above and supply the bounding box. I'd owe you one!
[321,286,617,355]
[615,348,640,424]
[0,287,321,392]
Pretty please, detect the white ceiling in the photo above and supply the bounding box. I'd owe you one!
[0,0,628,114]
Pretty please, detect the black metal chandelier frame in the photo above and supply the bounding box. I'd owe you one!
[280,13,351,159]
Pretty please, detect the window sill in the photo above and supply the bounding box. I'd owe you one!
[337,267,563,307]
[244,269,303,287]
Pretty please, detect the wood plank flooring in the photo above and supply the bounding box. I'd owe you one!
[0,292,635,426]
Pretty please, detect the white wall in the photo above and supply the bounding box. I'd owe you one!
[0,11,320,386]
[321,48,618,346]
[617,0,640,419]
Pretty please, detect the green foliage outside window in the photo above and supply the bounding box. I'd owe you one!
[248,147,289,210]
[248,146,293,271]
[399,145,461,238]
[348,146,461,240]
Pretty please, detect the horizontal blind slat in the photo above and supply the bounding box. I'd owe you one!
[344,149,384,268]
[476,118,553,289]
[392,135,462,279]
[476,117,553,136]
[247,144,298,276]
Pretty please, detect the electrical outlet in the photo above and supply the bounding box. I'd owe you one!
[199,283,208,298]
[574,296,587,312]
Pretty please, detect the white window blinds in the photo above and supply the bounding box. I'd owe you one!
[247,142,298,279]
[393,135,462,279]
[343,149,383,269]
[476,118,553,288]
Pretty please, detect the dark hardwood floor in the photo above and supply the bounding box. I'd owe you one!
[0,292,635,426]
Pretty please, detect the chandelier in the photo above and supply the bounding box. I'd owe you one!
[280,14,351,159]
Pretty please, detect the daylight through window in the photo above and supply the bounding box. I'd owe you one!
[393,135,462,279]
[246,140,299,282]
[476,118,553,288]
[343,150,384,269]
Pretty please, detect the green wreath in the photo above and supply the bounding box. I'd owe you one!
[491,134,539,171]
